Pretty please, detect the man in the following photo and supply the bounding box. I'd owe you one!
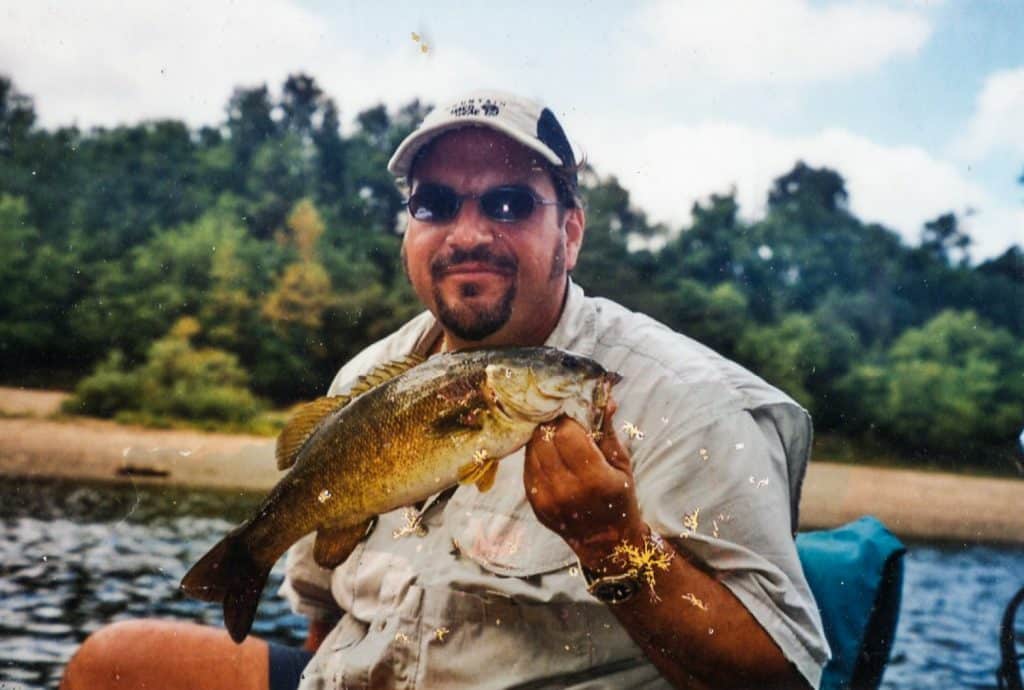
[61,90,828,689]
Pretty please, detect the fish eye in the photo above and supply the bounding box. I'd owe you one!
[561,354,583,371]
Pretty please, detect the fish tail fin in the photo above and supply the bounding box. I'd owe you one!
[180,530,271,643]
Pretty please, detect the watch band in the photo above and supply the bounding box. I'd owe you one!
[579,561,641,604]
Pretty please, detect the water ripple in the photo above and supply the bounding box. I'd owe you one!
[0,479,306,689]
[1,478,1022,689]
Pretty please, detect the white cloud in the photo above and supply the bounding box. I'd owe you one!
[0,1,1016,260]
[575,119,1022,260]
[954,67,1024,161]
[0,0,317,127]
[0,0,498,129]
[621,0,931,84]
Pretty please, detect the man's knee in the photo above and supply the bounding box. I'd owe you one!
[61,619,146,689]
[61,619,271,690]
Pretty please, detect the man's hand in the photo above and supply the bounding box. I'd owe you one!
[524,399,648,563]
[524,402,807,689]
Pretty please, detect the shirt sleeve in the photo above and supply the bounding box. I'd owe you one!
[630,406,830,688]
[278,532,342,622]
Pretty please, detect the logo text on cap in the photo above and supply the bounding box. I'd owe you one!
[449,98,504,118]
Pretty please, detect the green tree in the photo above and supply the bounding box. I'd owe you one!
[0,196,48,355]
[574,172,667,310]
[256,200,338,399]
[967,246,1024,337]
[645,280,750,358]
[67,203,273,362]
[225,84,276,178]
[920,212,971,266]
[64,316,264,425]
[842,310,1024,459]
[663,192,744,285]
[0,195,81,381]
[736,313,859,415]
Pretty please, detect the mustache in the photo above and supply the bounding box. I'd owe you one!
[430,247,518,278]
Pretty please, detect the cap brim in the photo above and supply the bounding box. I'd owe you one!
[387,116,564,178]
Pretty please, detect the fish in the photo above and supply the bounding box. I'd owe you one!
[180,346,621,642]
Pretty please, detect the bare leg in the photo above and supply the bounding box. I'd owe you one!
[60,619,270,690]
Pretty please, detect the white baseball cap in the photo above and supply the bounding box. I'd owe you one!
[387,89,578,187]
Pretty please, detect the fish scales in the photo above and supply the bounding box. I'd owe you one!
[243,361,475,563]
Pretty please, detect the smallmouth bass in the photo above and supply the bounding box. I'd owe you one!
[180,347,621,642]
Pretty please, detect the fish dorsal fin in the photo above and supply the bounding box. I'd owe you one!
[275,354,426,471]
[276,396,352,470]
[348,354,425,398]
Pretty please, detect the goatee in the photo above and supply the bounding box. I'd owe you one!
[429,246,519,341]
[434,280,517,341]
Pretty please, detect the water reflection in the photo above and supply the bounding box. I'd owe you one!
[1,478,1021,689]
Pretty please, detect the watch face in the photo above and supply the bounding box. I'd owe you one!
[593,577,640,604]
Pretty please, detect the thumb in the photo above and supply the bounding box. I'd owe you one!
[598,398,632,473]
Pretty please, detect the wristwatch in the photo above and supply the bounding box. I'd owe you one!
[579,562,641,604]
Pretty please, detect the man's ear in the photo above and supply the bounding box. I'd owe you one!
[563,207,585,272]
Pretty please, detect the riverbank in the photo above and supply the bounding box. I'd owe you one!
[2,387,1022,544]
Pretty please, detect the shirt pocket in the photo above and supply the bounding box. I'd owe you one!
[442,460,577,578]
[309,586,424,690]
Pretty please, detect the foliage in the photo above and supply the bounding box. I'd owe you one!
[841,311,1024,464]
[737,313,860,415]
[64,317,264,424]
[3,72,1023,464]
[61,350,142,419]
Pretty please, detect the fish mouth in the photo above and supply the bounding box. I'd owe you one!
[591,373,621,425]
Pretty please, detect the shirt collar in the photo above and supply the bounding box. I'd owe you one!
[542,279,597,357]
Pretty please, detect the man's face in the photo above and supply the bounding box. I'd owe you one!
[401,127,584,348]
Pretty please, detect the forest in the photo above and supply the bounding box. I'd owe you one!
[1,74,1022,472]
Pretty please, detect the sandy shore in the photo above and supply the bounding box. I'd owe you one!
[2,387,1022,544]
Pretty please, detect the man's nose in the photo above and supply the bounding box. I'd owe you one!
[444,201,495,248]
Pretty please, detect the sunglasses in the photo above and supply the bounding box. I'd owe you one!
[406,184,560,224]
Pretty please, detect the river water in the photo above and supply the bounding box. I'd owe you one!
[1,478,1022,689]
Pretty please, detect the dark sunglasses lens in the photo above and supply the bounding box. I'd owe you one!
[409,186,459,222]
[481,187,535,222]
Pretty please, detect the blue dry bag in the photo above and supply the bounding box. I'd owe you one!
[797,516,906,690]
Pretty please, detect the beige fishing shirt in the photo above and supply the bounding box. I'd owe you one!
[280,280,830,689]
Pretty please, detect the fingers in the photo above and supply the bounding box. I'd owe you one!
[527,417,591,483]
[555,417,605,474]
[524,394,634,502]
[524,423,560,488]
[524,423,581,530]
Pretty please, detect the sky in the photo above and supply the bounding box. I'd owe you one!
[2,0,1022,260]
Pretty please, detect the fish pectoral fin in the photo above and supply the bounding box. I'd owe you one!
[276,395,352,471]
[457,455,499,492]
[313,520,372,569]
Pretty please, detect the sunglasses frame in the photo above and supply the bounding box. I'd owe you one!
[405,183,561,224]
